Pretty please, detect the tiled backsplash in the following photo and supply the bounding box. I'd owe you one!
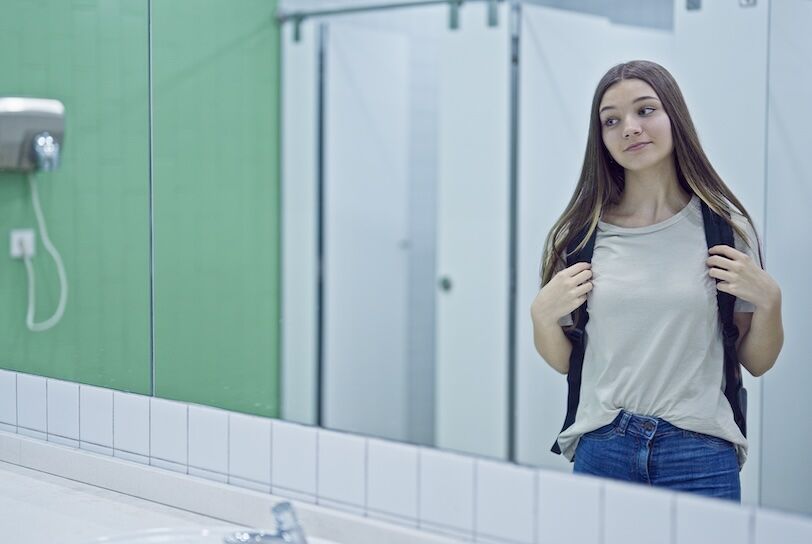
[1,368,811,544]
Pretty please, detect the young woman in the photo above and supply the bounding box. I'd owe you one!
[530,60,784,502]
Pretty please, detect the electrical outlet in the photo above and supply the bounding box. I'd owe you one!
[10,229,36,259]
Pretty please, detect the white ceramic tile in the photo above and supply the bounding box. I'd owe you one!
[755,508,812,544]
[150,458,187,474]
[149,398,188,465]
[418,448,475,534]
[113,392,149,456]
[317,429,366,507]
[604,480,673,544]
[80,385,113,447]
[46,379,79,440]
[229,475,271,494]
[537,470,601,544]
[367,438,419,520]
[420,523,471,543]
[0,370,16,426]
[47,435,79,448]
[475,460,535,544]
[228,412,271,484]
[675,492,751,543]
[271,420,317,497]
[114,450,149,465]
[188,405,228,474]
[80,442,113,456]
[318,497,365,517]
[17,374,46,432]
[188,466,228,483]
[367,509,419,530]
[18,428,46,440]
[271,486,317,505]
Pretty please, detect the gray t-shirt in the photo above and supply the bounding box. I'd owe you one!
[553,194,760,468]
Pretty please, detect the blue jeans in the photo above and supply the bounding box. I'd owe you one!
[573,410,741,502]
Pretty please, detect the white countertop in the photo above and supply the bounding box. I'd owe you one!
[0,460,239,543]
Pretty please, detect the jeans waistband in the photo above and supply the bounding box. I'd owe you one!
[612,409,682,439]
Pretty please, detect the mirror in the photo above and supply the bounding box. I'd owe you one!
[278,0,810,517]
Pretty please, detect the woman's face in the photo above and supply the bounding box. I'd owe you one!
[598,78,674,172]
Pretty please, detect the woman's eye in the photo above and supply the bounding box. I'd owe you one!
[603,107,655,127]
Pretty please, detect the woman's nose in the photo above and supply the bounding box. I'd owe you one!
[623,125,642,138]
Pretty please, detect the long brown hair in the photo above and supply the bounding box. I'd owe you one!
[539,59,763,288]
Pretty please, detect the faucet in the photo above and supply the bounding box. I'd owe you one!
[222,501,308,543]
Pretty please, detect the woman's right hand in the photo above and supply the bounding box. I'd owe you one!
[530,262,593,328]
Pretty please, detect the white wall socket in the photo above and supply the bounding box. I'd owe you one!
[10,229,36,259]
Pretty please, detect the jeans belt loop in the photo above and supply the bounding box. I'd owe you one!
[617,411,631,435]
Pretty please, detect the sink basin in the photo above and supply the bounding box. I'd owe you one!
[88,526,340,544]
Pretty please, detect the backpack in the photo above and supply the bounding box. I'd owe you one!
[550,199,747,456]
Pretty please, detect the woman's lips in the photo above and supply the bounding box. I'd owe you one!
[625,142,649,152]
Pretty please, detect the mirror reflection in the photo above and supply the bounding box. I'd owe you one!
[277,0,808,516]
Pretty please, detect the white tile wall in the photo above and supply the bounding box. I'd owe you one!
[188,405,228,476]
[79,385,113,448]
[604,480,673,544]
[367,438,419,523]
[17,373,46,433]
[755,508,812,543]
[418,448,475,539]
[475,460,535,544]
[46,379,79,441]
[113,391,149,456]
[317,429,366,510]
[228,412,271,486]
[675,493,751,544]
[2,369,812,544]
[271,420,317,500]
[537,470,601,544]
[0,370,17,428]
[149,398,188,466]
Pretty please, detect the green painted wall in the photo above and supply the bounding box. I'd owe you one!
[0,0,281,417]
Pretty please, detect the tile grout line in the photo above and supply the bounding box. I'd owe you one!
[363,437,369,516]
[45,378,49,437]
[269,420,274,489]
[77,383,81,446]
[532,470,539,544]
[472,459,478,540]
[315,427,320,502]
[186,403,190,474]
[15,371,19,428]
[670,493,677,544]
[598,483,605,544]
[416,447,422,530]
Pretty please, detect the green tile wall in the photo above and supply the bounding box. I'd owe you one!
[0,0,151,393]
[152,0,281,417]
[0,0,281,416]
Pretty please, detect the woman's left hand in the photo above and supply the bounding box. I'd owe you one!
[707,245,781,310]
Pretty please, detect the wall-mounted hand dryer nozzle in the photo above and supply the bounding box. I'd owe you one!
[0,97,65,172]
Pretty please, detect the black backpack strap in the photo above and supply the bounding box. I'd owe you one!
[700,200,747,437]
[550,223,598,455]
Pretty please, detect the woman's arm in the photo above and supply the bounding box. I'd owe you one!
[736,288,784,378]
[531,316,574,375]
[707,244,784,378]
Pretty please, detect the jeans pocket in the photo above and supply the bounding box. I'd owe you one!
[682,430,733,450]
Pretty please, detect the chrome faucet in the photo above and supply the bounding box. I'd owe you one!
[222,501,308,543]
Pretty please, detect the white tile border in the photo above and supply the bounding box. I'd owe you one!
[1,370,811,544]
